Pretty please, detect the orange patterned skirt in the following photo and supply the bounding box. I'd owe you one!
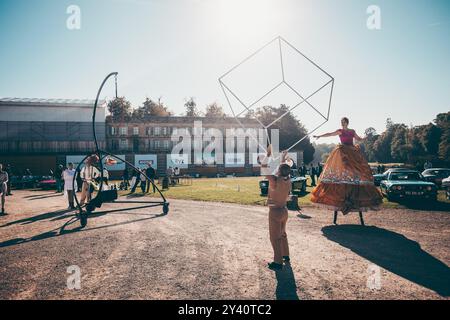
[311,144,383,214]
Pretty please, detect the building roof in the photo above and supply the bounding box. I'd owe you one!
[106,115,260,125]
[0,97,106,108]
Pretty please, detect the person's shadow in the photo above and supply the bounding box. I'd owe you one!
[322,225,450,297]
[275,262,299,300]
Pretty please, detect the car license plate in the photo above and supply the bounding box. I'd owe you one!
[405,191,422,195]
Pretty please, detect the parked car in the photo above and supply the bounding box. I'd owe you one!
[441,176,450,200]
[421,168,450,188]
[10,175,42,189]
[259,169,307,196]
[373,168,411,186]
[380,170,437,202]
[37,176,57,190]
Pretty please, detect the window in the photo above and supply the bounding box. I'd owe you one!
[162,127,168,136]
[154,140,161,149]
[119,139,128,150]
[133,127,139,135]
[163,140,170,149]
[147,127,152,136]
[111,127,117,135]
[154,127,161,136]
[119,127,128,135]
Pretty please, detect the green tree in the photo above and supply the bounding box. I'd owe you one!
[361,127,379,162]
[107,97,132,122]
[435,112,450,162]
[132,97,172,120]
[204,102,225,118]
[184,97,200,117]
[390,124,409,163]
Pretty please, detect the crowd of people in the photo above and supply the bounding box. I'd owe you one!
[295,162,323,187]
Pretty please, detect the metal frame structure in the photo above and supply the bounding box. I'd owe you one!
[219,36,335,153]
[72,72,169,227]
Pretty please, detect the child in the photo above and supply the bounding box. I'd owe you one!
[262,146,292,270]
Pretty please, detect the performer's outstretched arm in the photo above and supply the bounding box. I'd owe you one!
[354,131,363,142]
[313,130,341,139]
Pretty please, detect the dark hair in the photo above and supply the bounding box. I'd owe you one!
[279,164,291,177]
[341,117,349,124]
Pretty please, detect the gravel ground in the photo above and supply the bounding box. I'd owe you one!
[0,190,449,300]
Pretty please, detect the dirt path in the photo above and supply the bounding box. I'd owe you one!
[0,190,449,300]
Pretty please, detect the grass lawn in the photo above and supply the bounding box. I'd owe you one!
[118,176,450,209]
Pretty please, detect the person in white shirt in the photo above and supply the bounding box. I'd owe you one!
[63,163,77,209]
[79,155,100,206]
[0,163,9,215]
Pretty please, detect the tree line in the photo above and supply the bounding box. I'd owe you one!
[106,97,226,122]
[360,112,450,167]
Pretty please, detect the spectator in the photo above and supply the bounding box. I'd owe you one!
[122,168,129,190]
[380,164,386,173]
[5,164,12,196]
[76,167,83,192]
[377,165,382,174]
[99,167,110,189]
[130,170,139,194]
[310,164,317,187]
[0,163,8,215]
[317,162,323,178]
[145,163,156,193]
[424,160,433,170]
[62,162,77,209]
[140,170,147,193]
[55,164,64,193]
[301,163,307,177]
[173,167,180,185]
[166,166,174,185]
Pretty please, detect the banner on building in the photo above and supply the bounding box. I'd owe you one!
[134,154,157,170]
[167,153,188,169]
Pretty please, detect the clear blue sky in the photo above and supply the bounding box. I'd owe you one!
[0,0,449,143]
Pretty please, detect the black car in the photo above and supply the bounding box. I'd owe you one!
[259,169,307,196]
[373,168,411,186]
[421,168,450,188]
[379,170,437,202]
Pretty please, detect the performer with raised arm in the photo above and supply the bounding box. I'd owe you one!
[79,154,100,206]
[262,145,292,270]
[312,117,382,224]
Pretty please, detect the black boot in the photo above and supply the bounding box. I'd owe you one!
[268,262,283,270]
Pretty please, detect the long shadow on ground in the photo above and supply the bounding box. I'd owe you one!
[0,208,166,249]
[275,262,299,300]
[322,225,450,297]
